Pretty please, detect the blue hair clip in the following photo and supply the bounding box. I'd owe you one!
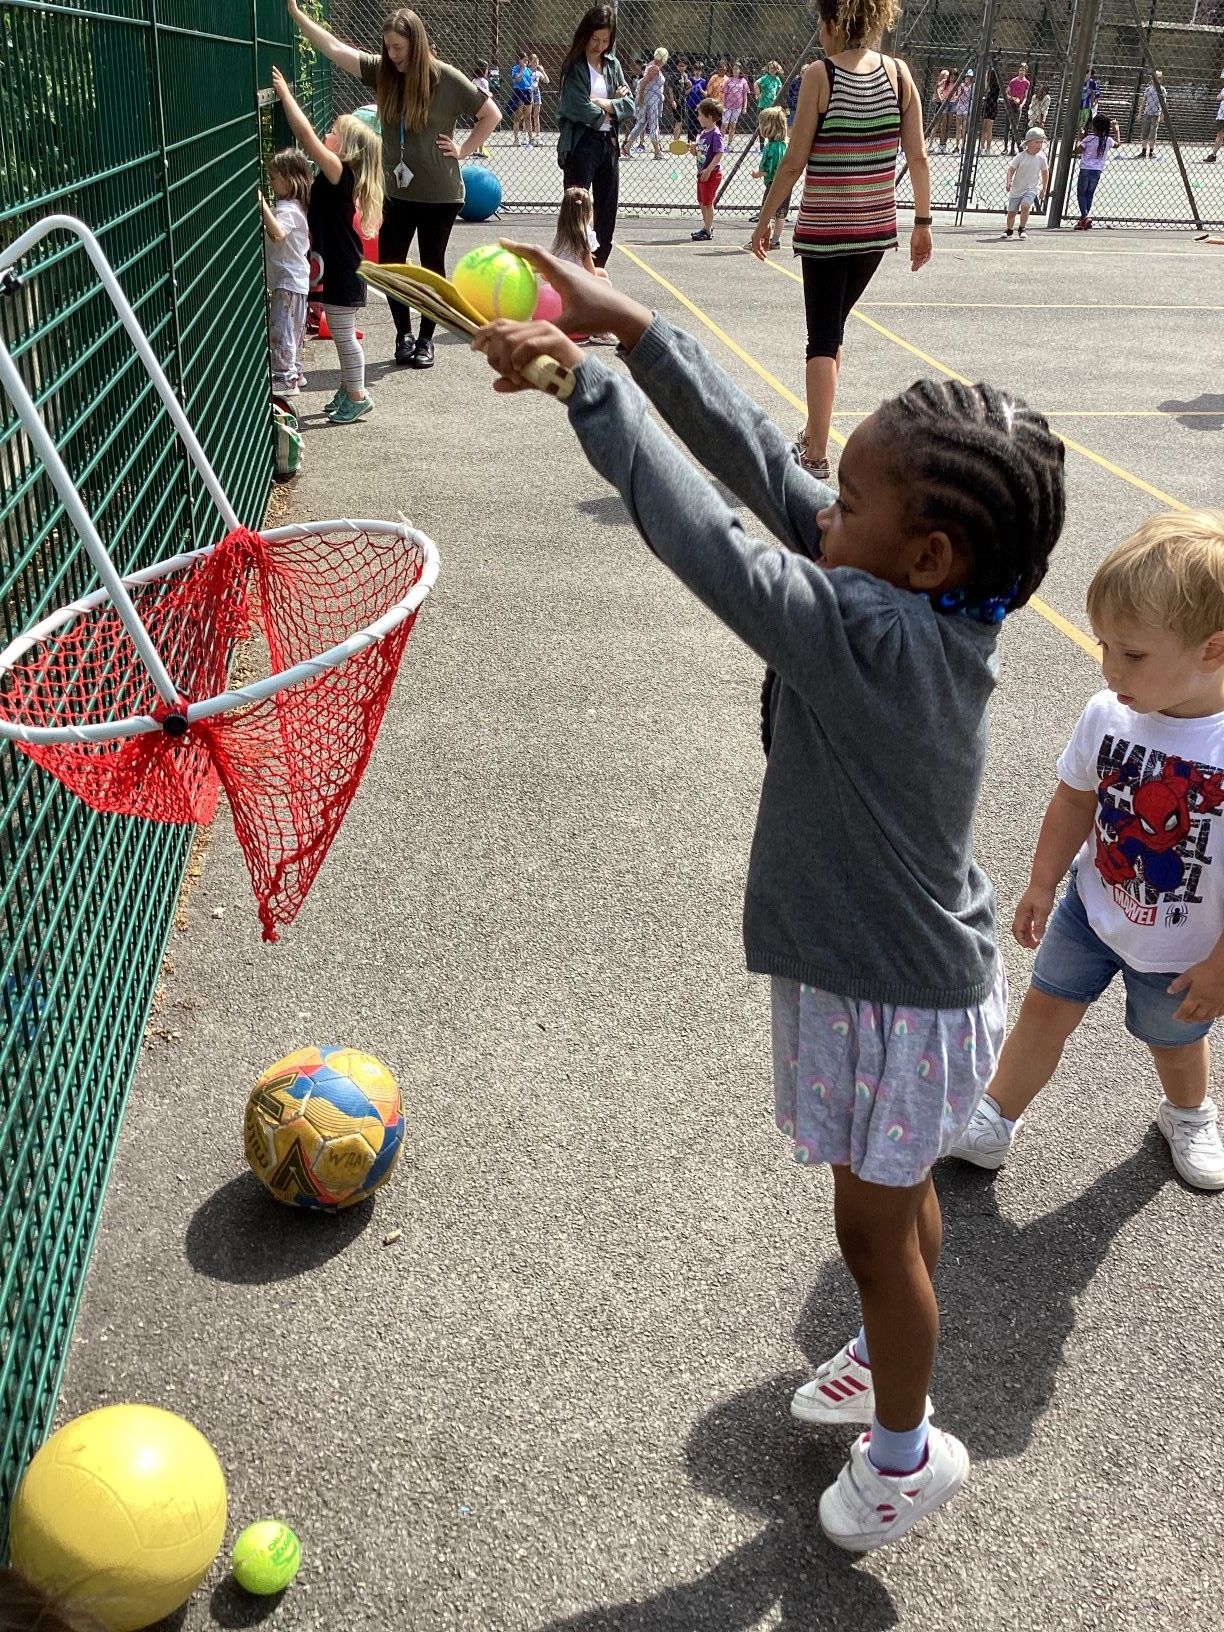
[930,582,1019,626]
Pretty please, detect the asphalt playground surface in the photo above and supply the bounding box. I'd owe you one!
[61,218,1223,1630]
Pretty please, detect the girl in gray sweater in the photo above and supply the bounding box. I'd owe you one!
[474,251,1066,1552]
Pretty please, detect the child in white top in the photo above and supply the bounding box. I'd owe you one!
[259,148,313,395]
[1073,113,1119,227]
[1002,127,1049,240]
[953,510,1224,1190]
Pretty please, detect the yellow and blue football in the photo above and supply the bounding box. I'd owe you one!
[243,1046,404,1211]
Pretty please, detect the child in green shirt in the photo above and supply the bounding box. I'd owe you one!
[749,105,790,249]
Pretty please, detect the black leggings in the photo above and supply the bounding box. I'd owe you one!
[562,128,619,266]
[801,250,885,359]
[378,197,462,343]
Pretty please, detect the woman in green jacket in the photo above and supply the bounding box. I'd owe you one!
[556,6,636,265]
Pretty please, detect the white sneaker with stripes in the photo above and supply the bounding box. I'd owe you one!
[819,1427,970,1552]
[791,1341,933,1426]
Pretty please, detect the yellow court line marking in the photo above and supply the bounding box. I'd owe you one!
[614,244,823,428]
[1028,596,1100,657]
[758,256,1189,513]
[616,244,1108,661]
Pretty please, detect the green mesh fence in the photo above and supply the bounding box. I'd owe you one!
[0,0,330,1538]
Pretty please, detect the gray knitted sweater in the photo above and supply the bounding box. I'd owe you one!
[567,316,999,1008]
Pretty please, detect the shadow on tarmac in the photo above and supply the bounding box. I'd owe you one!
[1156,391,1224,432]
[536,1137,1166,1630]
[184,1172,374,1283]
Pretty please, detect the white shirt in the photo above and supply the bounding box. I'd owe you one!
[589,62,611,131]
[264,199,310,294]
[1058,690,1224,972]
[1007,149,1048,195]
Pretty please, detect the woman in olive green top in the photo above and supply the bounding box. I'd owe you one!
[288,0,500,368]
[556,6,636,266]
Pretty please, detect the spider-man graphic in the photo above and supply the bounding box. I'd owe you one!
[1095,757,1224,895]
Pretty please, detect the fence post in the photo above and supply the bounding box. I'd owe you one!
[1120,0,1204,230]
[954,0,1001,219]
[1046,0,1102,227]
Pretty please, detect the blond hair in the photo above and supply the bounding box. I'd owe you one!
[377,8,440,132]
[758,105,787,143]
[1086,511,1224,646]
[552,185,594,260]
[816,0,901,46]
[333,115,385,236]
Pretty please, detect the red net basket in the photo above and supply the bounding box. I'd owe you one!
[0,523,434,941]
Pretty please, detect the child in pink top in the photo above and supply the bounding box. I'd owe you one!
[721,61,750,146]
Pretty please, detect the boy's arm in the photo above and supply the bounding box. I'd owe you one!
[1013,781,1097,947]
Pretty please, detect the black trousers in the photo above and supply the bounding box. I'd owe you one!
[801,250,885,359]
[562,128,619,267]
[378,197,462,343]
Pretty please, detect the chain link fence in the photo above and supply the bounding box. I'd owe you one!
[329,0,1222,224]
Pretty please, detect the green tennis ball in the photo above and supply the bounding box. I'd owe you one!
[232,1519,301,1595]
[452,244,538,321]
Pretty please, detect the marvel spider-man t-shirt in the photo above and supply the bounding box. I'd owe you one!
[1058,690,1224,972]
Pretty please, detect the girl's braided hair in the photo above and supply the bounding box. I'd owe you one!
[872,379,1066,610]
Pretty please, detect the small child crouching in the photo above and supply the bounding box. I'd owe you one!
[954,510,1224,1189]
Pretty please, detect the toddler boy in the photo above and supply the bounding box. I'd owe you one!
[690,98,724,242]
[954,511,1224,1189]
[1003,127,1049,239]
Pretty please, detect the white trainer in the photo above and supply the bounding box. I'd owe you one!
[1156,1097,1224,1191]
[948,1097,1020,1169]
[790,1342,932,1426]
[819,1427,969,1552]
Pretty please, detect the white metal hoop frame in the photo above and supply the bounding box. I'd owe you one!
[0,214,439,750]
[0,519,440,747]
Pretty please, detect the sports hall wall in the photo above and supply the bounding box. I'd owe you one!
[0,0,330,1533]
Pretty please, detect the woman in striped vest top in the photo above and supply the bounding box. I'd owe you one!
[750,0,932,480]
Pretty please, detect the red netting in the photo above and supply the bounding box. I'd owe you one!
[0,525,429,941]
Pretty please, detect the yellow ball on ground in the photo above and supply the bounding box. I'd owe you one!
[452,244,538,321]
[8,1404,227,1632]
[232,1519,302,1595]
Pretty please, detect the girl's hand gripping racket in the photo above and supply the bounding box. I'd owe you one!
[359,260,577,400]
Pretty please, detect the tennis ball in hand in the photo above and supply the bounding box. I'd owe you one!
[453,244,538,321]
[232,1519,302,1594]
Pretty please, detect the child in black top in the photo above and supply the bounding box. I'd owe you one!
[272,67,383,424]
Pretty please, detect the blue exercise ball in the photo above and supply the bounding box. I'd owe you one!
[459,164,503,223]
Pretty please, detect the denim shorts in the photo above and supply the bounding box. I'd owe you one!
[1032,871,1212,1049]
[1008,188,1037,208]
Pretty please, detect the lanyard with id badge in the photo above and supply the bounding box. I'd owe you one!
[394,119,413,190]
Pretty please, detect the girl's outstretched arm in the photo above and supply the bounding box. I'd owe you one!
[492,242,829,556]
[272,66,341,181]
[286,0,363,79]
[474,323,869,696]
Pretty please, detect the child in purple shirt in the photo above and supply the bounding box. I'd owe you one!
[691,98,724,241]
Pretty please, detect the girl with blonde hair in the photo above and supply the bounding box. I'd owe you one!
[272,67,383,422]
[287,0,501,368]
